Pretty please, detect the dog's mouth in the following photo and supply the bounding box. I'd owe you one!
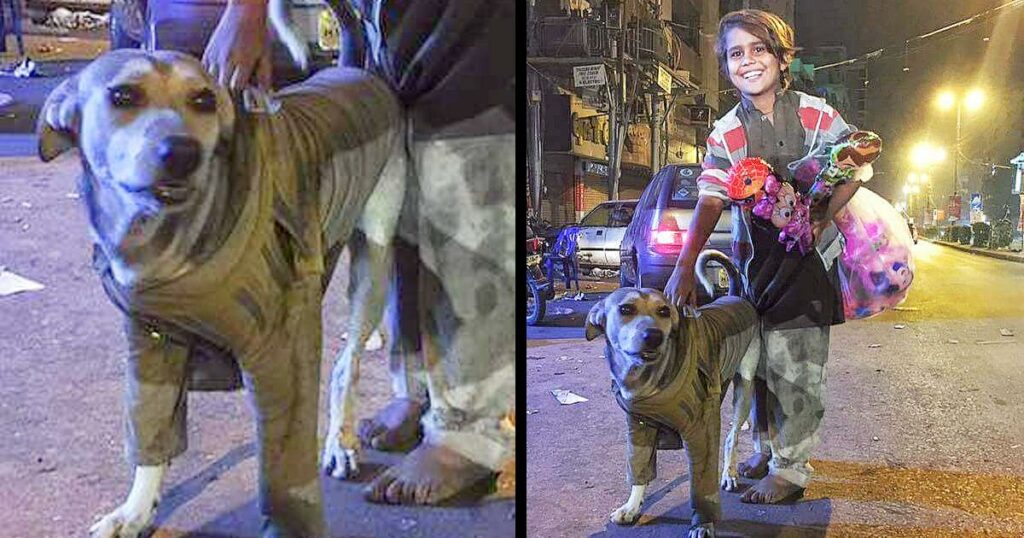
[152,183,194,206]
[627,349,663,363]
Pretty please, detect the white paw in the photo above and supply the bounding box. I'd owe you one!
[609,503,641,525]
[89,503,155,538]
[688,522,715,538]
[721,468,739,492]
[365,330,384,351]
[321,433,359,480]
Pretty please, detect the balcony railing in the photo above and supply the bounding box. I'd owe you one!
[624,24,670,65]
[533,19,609,58]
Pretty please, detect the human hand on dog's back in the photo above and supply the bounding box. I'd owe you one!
[665,195,726,308]
[202,0,273,91]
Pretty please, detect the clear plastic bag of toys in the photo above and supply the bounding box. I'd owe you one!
[833,187,915,320]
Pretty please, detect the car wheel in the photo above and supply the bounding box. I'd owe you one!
[619,254,637,288]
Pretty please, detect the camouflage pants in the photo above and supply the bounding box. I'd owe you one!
[386,113,516,471]
[754,323,830,488]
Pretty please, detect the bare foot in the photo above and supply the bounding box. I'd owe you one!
[364,442,494,505]
[495,457,515,497]
[740,474,805,504]
[737,452,770,479]
[357,398,425,453]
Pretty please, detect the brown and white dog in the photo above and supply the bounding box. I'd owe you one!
[585,251,763,538]
[37,40,405,538]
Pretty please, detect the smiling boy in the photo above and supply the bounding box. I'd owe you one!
[665,10,866,504]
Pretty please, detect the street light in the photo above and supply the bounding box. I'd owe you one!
[935,88,985,205]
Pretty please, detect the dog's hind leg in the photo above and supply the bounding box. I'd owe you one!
[723,332,761,492]
[323,230,394,479]
[323,141,405,480]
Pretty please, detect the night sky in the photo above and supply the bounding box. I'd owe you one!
[795,0,1024,219]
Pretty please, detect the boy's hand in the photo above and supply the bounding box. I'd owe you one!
[202,1,273,91]
[665,263,697,308]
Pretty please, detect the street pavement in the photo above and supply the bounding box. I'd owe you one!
[0,158,515,534]
[527,241,1024,537]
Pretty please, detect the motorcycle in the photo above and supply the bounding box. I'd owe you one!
[526,224,553,326]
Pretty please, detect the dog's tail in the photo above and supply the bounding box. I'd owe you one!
[696,249,742,297]
[269,0,310,72]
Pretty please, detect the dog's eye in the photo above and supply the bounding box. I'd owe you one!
[618,304,637,316]
[189,89,217,113]
[656,306,672,318]
[108,84,144,108]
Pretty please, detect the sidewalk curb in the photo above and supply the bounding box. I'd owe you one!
[924,238,1024,263]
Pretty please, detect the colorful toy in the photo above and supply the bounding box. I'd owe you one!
[726,157,773,206]
[752,174,814,254]
[790,130,883,206]
[833,187,915,320]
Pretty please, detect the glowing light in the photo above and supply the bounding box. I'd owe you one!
[910,142,946,165]
[936,90,956,111]
[965,88,985,111]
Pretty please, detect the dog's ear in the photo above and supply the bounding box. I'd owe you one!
[585,299,607,341]
[37,75,81,162]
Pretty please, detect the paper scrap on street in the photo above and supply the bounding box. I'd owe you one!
[893,324,906,329]
[868,344,882,348]
[552,389,588,405]
[1000,328,1015,337]
[0,267,45,297]
[976,340,1016,345]
[947,339,959,344]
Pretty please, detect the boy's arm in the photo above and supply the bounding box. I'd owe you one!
[202,1,272,90]
[664,141,731,306]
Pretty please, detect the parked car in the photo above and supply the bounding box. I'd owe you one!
[619,164,733,301]
[575,199,638,270]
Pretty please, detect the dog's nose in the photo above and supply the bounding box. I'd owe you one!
[157,135,202,179]
[642,328,664,349]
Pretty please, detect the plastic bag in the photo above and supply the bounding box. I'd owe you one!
[834,187,915,320]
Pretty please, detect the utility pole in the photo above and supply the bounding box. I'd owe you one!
[650,94,663,171]
[606,0,624,202]
[528,69,544,217]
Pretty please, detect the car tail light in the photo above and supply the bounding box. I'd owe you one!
[651,213,687,255]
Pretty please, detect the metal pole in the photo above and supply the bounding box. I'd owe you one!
[650,95,662,171]
[528,70,544,218]
[955,100,962,221]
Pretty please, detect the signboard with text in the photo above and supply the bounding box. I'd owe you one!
[573,64,607,88]
[947,195,962,220]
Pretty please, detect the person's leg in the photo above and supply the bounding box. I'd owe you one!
[0,0,8,55]
[9,0,24,57]
[741,325,829,504]
[365,128,515,505]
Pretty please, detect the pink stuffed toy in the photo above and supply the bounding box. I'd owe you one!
[833,188,916,319]
[752,175,814,254]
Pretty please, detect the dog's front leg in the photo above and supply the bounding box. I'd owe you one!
[612,414,658,525]
[89,464,167,538]
[687,403,723,538]
[610,484,647,525]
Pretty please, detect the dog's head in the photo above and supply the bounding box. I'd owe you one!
[586,287,680,369]
[37,49,236,284]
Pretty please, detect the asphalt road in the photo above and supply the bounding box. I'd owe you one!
[526,241,1024,536]
[0,155,515,536]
